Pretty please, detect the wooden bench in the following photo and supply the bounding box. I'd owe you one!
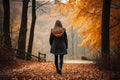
[38,52,46,62]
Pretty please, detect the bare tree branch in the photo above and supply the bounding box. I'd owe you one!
[36,1,49,10]
[41,8,47,13]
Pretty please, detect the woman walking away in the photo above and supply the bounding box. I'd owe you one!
[49,20,68,75]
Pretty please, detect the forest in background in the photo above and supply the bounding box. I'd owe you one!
[0,0,120,71]
[0,0,90,61]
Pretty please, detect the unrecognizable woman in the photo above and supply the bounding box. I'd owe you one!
[49,20,68,75]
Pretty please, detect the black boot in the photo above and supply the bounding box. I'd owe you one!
[56,68,59,73]
[55,64,59,74]
[58,70,62,75]
[58,64,62,75]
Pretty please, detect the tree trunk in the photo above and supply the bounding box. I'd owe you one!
[27,0,36,60]
[101,0,111,69]
[17,0,29,59]
[3,0,12,48]
[71,27,75,59]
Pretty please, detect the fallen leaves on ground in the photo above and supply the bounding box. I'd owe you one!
[0,59,120,80]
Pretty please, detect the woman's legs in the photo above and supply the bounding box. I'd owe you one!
[54,55,59,72]
[54,54,64,75]
[60,55,64,71]
[59,55,64,74]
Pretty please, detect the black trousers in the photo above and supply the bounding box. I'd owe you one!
[54,55,64,71]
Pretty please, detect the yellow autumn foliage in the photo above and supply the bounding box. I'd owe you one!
[51,0,120,53]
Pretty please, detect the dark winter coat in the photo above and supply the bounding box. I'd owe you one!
[49,28,68,55]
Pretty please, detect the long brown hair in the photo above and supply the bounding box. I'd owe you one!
[54,20,63,28]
